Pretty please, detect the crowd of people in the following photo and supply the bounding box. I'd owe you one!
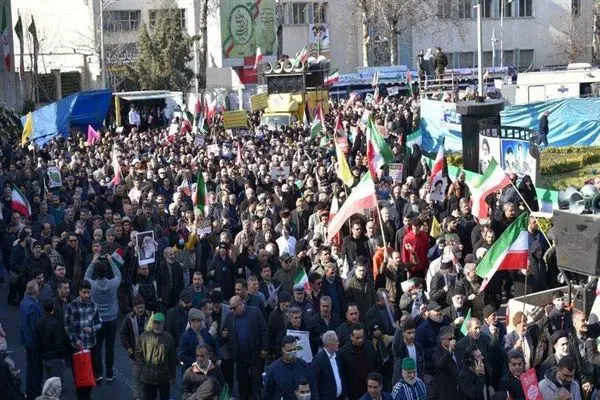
[0,91,596,400]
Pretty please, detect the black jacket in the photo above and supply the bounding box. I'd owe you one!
[365,305,396,336]
[338,341,378,400]
[181,365,225,400]
[120,311,151,356]
[222,305,267,363]
[34,313,65,360]
[165,305,189,349]
[309,313,341,354]
[267,307,287,357]
[457,367,491,400]
[392,334,425,383]
[311,349,347,400]
[498,373,525,400]
[430,345,459,400]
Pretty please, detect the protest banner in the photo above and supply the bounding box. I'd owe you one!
[250,93,269,111]
[286,329,312,363]
[223,110,249,129]
[389,163,403,183]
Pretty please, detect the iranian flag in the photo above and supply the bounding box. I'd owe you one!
[329,196,342,247]
[372,69,379,87]
[293,268,310,292]
[1,3,11,71]
[179,177,192,197]
[366,118,394,180]
[471,158,510,220]
[109,248,125,269]
[294,45,308,67]
[328,173,377,238]
[303,101,311,131]
[11,185,31,217]
[194,172,208,216]
[430,142,445,185]
[477,213,529,293]
[254,46,263,70]
[310,102,324,141]
[109,149,122,186]
[324,70,339,86]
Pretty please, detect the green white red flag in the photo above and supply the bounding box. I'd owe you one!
[1,3,11,71]
[11,185,31,217]
[327,173,377,238]
[194,172,208,216]
[324,70,339,86]
[476,212,530,293]
[310,102,325,141]
[109,248,125,269]
[471,158,510,220]
[366,118,394,180]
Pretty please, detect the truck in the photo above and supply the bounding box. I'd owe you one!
[259,90,329,130]
[514,63,600,104]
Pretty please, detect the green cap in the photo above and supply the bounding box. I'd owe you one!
[402,357,416,371]
[152,312,165,322]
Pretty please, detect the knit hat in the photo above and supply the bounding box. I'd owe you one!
[278,291,292,303]
[427,301,442,312]
[41,377,62,399]
[483,305,496,320]
[133,294,145,307]
[188,308,203,322]
[402,357,416,371]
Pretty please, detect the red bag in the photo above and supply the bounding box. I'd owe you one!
[72,350,96,389]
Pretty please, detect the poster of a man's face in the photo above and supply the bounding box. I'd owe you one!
[478,136,500,174]
[500,139,537,183]
[136,231,155,265]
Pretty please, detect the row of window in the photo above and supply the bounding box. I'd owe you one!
[103,9,186,32]
[445,49,534,69]
[283,2,328,25]
[439,0,534,19]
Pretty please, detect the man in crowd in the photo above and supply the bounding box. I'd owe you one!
[264,335,315,400]
[391,357,427,400]
[311,330,346,399]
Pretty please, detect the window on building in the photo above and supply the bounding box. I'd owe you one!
[572,0,580,15]
[459,52,474,68]
[458,0,473,19]
[310,2,328,24]
[149,9,186,30]
[482,0,496,18]
[284,2,308,25]
[518,0,532,17]
[447,52,455,68]
[502,50,514,65]
[483,51,494,67]
[501,0,513,17]
[104,10,141,32]
[518,49,534,68]
[438,0,454,19]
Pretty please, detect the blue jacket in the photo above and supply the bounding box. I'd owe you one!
[20,295,42,349]
[264,357,317,400]
[178,327,221,369]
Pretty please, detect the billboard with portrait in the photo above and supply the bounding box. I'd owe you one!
[220,0,277,67]
[308,23,330,59]
[500,138,538,184]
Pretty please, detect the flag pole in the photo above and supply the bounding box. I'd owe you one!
[507,179,552,246]
[372,192,388,257]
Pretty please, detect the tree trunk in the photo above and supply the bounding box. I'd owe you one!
[276,2,283,59]
[390,29,399,65]
[361,1,369,67]
[594,5,600,63]
[197,0,209,91]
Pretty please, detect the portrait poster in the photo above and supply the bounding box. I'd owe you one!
[500,138,538,184]
[206,144,221,156]
[389,163,403,184]
[478,136,501,174]
[286,329,312,363]
[196,218,212,237]
[136,231,156,265]
[429,177,448,202]
[308,23,330,59]
[47,166,62,188]
[270,166,290,180]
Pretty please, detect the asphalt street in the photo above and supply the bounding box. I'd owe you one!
[1,280,135,400]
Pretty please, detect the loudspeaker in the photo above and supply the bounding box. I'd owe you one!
[266,75,305,94]
[553,209,600,276]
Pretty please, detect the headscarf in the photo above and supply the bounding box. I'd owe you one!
[36,377,62,400]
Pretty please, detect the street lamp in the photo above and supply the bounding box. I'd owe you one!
[474,0,484,96]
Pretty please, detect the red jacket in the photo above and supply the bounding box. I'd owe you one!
[401,230,429,276]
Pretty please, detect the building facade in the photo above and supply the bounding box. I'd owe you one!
[402,0,594,70]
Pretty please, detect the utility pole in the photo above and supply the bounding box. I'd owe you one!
[475,0,483,96]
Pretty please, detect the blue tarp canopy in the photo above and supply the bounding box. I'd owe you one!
[21,89,112,147]
[501,97,600,147]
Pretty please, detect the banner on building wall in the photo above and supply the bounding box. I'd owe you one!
[220,0,277,67]
[308,23,330,60]
[419,99,462,152]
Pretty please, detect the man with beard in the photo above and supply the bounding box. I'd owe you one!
[538,330,571,380]
[442,288,470,340]
[23,241,52,284]
[135,312,177,400]
[375,251,407,304]
[342,220,371,268]
[339,324,378,400]
[480,305,506,388]
[268,292,292,358]
[401,218,429,278]
[391,358,426,400]
[429,326,459,400]
[429,259,457,309]
[415,301,449,380]
[41,264,75,303]
[366,289,396,337]
[120,295,150,400]
[539,356,581,400]
[181,344,225,400]
[457,198,477,256]
[399,278,427,323]
[456,263,485,320]
[345,259,375,322]
[457,346,492,400]
[455,318,492,374]
[336,304,361,347]
[290,198,309,239]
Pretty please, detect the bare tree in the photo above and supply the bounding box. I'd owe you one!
[548,14,593,64]
[593,1,600,63]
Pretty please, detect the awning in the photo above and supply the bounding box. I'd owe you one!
[115,91,173,101]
